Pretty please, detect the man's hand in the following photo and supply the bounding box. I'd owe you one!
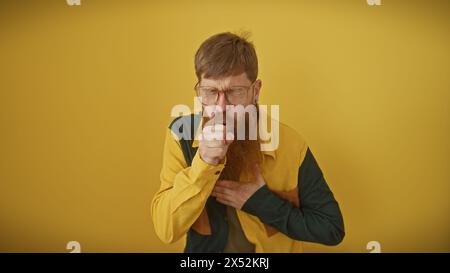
[199,112,234,166]
[211,164,266,209]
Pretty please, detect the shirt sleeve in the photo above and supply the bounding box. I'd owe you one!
[241,146,345,246]
[151,128,226,243]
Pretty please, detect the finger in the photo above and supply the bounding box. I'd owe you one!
[202,124,217,134]
[216,197,236,208]
[203,109,224,127]
[204,140,227,148]
[202,111,216,130]
[204,108,215,121]
[224,130,234,145]
[213,185,234,195]
[211,191,229,200]
[203,124,226,141]
[199,148,227,161]
[216,180,238,189]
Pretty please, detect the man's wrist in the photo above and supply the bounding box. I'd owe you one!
[188,153,226,185]
[242,185,274,216]
[199,153,226,166]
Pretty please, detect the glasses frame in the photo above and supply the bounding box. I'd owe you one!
[194,81,256,106]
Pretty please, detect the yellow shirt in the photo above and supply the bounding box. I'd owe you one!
[151,114,344,252]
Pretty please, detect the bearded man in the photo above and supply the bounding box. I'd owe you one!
[151,32,345,253]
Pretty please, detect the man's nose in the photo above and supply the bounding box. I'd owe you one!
[216,91,227,111]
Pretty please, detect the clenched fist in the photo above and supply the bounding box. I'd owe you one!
[198,112,234,166]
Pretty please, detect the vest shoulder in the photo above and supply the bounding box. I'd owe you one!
[277,121,308,153]
[168,114,201,140]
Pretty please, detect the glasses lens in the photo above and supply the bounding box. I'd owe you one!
[199,88,217,105]
[227,87,248,104]
[196,84,253,105]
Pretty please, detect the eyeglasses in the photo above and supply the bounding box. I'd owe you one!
[194,81,255,105]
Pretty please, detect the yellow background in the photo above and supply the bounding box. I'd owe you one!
[0,0,449,252]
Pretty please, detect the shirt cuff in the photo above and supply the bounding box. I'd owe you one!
[188,152,226,187]
[242,185,281,217]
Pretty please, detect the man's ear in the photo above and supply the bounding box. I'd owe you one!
[254,79,262,102]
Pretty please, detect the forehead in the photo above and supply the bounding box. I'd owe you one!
[200,72,251,87]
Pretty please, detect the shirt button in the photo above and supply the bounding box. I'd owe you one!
[214,171,220,175]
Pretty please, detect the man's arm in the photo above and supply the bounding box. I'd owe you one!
[241,148,345,246]
[151,128,225,244]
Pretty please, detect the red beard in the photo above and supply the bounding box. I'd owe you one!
[202,113,262,181]
[220,139,262,181]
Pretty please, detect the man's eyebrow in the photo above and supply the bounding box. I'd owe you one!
[198,86,219,91]
[199,85,248,89]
